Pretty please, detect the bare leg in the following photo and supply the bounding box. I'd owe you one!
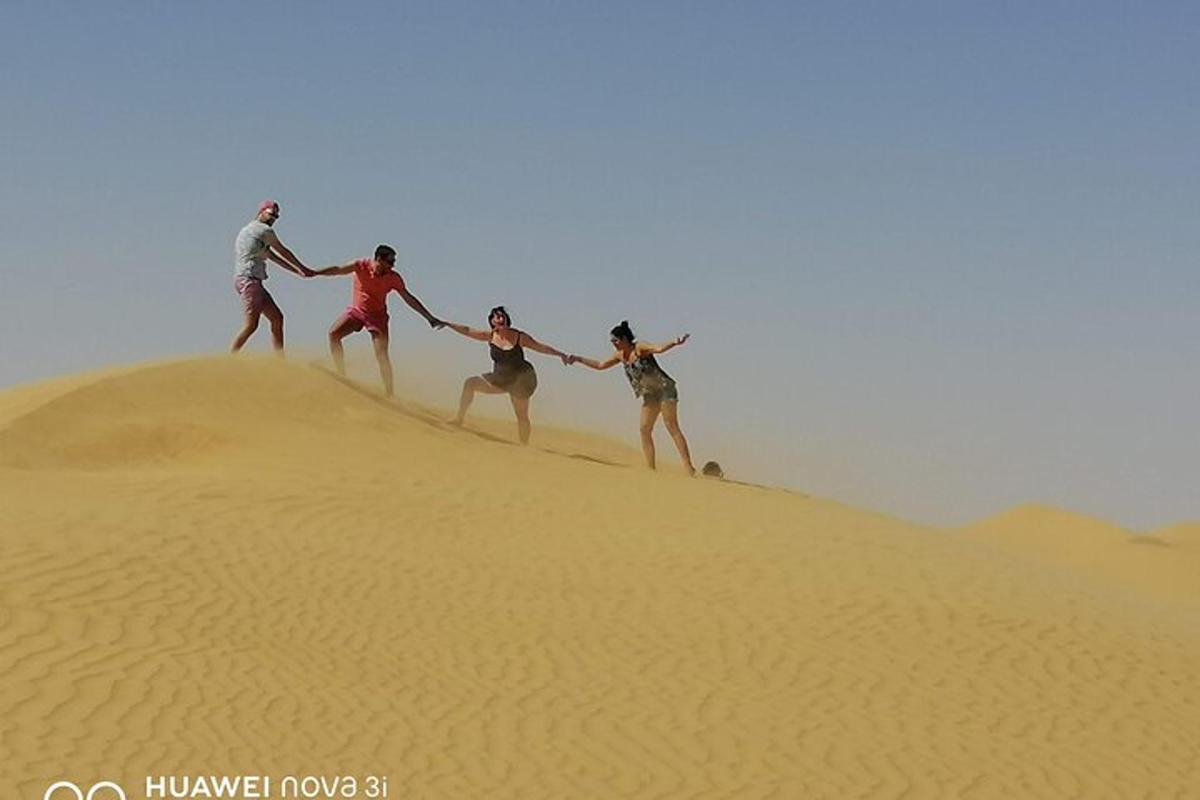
[450,376,505,425]
[230,309,261,353]
[639,403,662,470]
[509,393,532,445]
[370,330,393,397]
[261,296,285,357]
[660,400,696,476]
[327,313,361,376]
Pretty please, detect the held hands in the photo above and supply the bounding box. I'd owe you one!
[298,266,316,278]
[429,317,446,330]
[564,354,581,366]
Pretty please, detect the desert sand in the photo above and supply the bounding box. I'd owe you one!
[1,357,1197,799]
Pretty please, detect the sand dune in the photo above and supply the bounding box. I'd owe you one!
[961,503,1200,605]
[1153,521,1200,550]
[1,357,1198,798]
[963,503,1133,547]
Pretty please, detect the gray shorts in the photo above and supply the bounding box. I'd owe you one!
[640,381,679,406]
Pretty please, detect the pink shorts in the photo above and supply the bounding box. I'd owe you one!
[234,277,277,316]
[344,306,389,335]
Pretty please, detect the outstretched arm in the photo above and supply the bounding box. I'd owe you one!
[444,322,491,341]
[397,287,444,328]
[266,250,313,277]
[310,261,358,277]
[265,231,313,276]
[638,333,690,356]
[517,331,572,364]
[571,353,622,371]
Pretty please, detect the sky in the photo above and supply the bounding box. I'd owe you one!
[1,1,1197,529]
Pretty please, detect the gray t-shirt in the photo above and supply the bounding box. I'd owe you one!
[234,220,279,280]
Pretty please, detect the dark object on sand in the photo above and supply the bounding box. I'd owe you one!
[701,461,724,479]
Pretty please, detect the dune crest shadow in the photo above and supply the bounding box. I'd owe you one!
[308,362,519,447]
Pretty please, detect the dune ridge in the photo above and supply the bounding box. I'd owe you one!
[1,356,1198,799]
[1153,521,1200,550]
[961,503,1200,604]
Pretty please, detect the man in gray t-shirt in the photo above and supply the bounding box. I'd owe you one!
[230,200,314,354]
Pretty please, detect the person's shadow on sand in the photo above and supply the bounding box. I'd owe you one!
[310,363,608,455]
[308,364,801,489]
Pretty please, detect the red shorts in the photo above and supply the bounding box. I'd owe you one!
[344,306,389,335]
[234,277,277,316]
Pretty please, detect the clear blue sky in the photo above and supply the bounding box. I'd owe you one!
[2,1,1197,528]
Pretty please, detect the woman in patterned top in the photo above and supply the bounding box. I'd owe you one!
[569,321,696,476]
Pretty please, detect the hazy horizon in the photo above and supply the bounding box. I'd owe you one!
[2,2,1197,529]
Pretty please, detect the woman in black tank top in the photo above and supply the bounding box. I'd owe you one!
[568,320,697,476]
[444,306,572,445]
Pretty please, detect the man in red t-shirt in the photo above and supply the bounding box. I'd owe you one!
[313,244,443,397]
